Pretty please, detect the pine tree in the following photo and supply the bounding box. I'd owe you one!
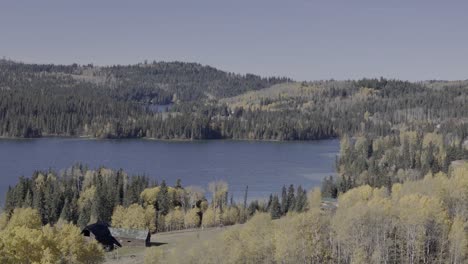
[339,175,350,194]
[14,177,28,207]
[157,180,170,215]
[92,183,113,223]
[295,186,307,212]
[22,190,33,208]
[44,180,61,224]
[266,194,273,211]
[248,200,259,216]
[175,179,182,189]
[402,137,411,169]
[33,187,47,225]
[281,185,287,215]
[114,170,125,206]
[78,204,91,228]
[270,195,281,220]
[60,198,71,221]
[321,176,338,198]
[4,186,14,213]
[243,185,248,209]
[69,194,79,224]
[286,184,296,213]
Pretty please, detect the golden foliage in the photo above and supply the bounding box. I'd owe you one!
[165,207,185,231]
[156,167,467,263]
[140,186,178,208]
[448,216,468,263]
[140,186,161,207]
[0,212,7,230]
[184,208,200,229]
[78,186,96,210]
[307,187,322,209]
[275,209,330,263]
[7,207,42,229]
[208,181,228,209]
[111,204,156,232]
[0,208,104,264]
[201,207,220,228]
[222,206,241,226]
[222,213,275,264]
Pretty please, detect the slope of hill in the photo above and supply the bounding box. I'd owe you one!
[0,59,467,141]
[0,59,289,103]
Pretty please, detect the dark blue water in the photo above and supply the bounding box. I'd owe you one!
[0,138,339,204]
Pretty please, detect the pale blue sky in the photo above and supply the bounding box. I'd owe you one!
[1,0,467,81]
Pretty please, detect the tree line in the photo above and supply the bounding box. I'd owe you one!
[321,130,468,197]
[3,165,310,234]
[145,163,468,263]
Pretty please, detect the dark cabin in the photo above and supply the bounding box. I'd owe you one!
[109,227,151,247]
[81,223,122,251]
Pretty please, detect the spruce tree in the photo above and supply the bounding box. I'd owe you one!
[270,195,281,220]
[14,177,28,207]
[295,186,307,212]
[44,180,60,224]
[157,180,170,215]
[69,194,79,224]
[175,179,182,189]
[4,186,14,213]
[243,185,248,209]
[92,181,113,223]
[243,185,248,222]
[248,200,259,216]
[280,185,287,215]
[115,170,125,206]
[78,204,91,229]
[22,190,33,208]
[33,187,47,225]
[60,198,71,221]
[266,194,273,211]
[286,184,296,213]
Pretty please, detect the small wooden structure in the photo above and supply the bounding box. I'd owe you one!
[81,223,122,251]
[109,227,151,247]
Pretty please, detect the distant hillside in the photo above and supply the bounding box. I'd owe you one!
[0,59,290,103]
[0,59,467,141]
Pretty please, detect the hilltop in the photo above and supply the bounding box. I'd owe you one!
[0,59,289,103]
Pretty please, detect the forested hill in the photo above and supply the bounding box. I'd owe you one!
[0,59,467,140]
[0,59,289,102]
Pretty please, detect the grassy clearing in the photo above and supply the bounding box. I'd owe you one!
[104,225,239,264]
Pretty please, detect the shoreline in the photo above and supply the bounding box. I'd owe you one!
[0,135,339,143]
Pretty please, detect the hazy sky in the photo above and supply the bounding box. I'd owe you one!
[1,0,467,81]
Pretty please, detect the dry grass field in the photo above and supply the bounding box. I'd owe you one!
[105,225,240,264]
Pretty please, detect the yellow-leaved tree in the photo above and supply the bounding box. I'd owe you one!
[184,208,200,229]
[448,216,468,263]
[111,204,156,232]
[165,207,184,231]
[7,207,42,229]
[0,208,104,264]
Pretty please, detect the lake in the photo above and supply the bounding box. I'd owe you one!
[0,138,339,204]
